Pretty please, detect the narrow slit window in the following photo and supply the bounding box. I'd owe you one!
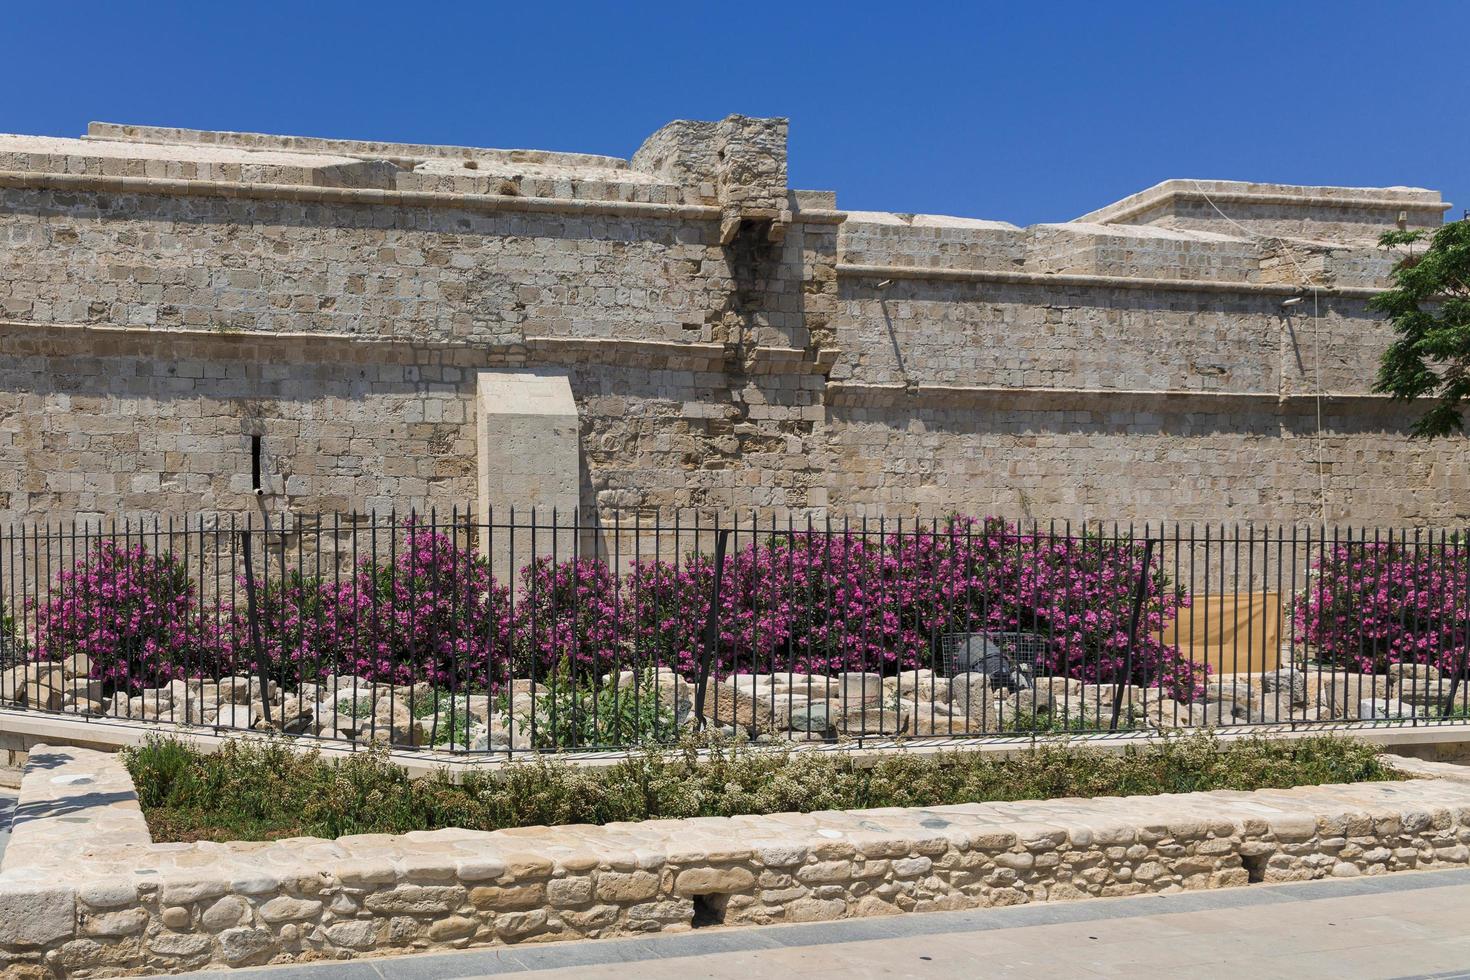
[251,434,262,492]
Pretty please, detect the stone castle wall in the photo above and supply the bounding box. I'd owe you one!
[0,116,1465,528]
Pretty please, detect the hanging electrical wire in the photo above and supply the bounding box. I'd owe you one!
[1189,180,1329,523]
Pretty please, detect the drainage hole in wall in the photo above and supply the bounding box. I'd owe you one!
[691,894,728,928]
[1242,852,1269,884]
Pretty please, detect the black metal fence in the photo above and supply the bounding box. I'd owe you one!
[1,509,1466,753]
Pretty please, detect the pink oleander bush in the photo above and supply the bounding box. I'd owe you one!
[330,523,512,687]
[24,516,1204,701]
[1294,541,1469,673]
[893,518,1200,698]
[31,540,205,691]
[625,533,926,678]
[622,517,1202,699]
[512,557,626,677]
[211,570,343,683]
[213,524,512,688]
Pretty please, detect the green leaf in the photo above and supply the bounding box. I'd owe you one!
[1372,221,1470,439]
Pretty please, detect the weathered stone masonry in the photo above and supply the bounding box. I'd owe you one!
[0,117,1465,527]
[8,744,1470,977]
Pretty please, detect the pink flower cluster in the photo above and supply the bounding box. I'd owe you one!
[33,541,203,690]
[616,518,1202,699]
[211,524,513,689]
[31,517,1204,700]
[1294,542,1469,673]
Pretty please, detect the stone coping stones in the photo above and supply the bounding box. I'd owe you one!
[6,744,1470,976]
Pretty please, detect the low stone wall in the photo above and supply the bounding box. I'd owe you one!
[4,745,1470,977]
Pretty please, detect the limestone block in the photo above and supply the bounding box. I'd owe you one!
[908,703,989,735]
[699,679,776,734]
[1359,698,1411,720]
[258,896,322,923]
[1260,669,1308,707]
[149,932,213,957]
[673,867,756,895]
[835,703,908,735]
[764,694,812,730]
[1081,683,1144,707]
[834,672,884,704]
[200,896,249,933]
[363,885,466,916]
[475,370,580,541]
[1139,699,1207,730]
[80,908,148,937]
[1388,664,1449,707]
[0,665,29,703]
[325,920,379,949]
[655,676,775,734]
[786,699,834,733]
[2,665,62,705]
[948,673,997,717]
[367,702,427,747]
[24,678,66,711]
[217,676,277,705]
[883,671,949,703]
[1027,676,1083,711]
[1316,674,1391,719]
[0,886,75,945]
[63,678,106,703]
[216,926,275,964]
[1205,680,1257,706]
[594,871,660,903]
[277,696,315,734]
[60,653,92,679]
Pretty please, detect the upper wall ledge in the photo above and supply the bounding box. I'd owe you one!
[0,120,1449,257]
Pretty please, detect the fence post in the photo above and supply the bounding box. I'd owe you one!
[692,527,731,729]
[1111,537,1158,732]
[239,529,272,729]
[1442,528,1470,718]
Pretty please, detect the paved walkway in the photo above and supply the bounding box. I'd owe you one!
[0,789,14,866]
[160,867,1470,980]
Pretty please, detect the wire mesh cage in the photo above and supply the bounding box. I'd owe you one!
[939,631,1049,688]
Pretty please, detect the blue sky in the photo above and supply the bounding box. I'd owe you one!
[6,1,1466,226]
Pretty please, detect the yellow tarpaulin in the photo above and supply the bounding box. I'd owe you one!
[1158,592,1282,673]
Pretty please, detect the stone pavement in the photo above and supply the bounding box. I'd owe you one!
[157,867,1470,979]
[0,791,13,867]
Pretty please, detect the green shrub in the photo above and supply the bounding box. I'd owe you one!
[122,731,1400,844]
[407,689,476,748]
[505,665,679,750]
[0,601,25,667]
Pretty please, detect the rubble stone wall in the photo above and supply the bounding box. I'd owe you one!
[6,745,1470,978]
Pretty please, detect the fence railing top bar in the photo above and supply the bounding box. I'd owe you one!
[2,513,1468,538]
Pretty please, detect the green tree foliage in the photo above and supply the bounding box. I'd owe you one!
[1371,222,1470,438]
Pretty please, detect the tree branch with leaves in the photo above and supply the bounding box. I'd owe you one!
[1371,222,1470,438]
